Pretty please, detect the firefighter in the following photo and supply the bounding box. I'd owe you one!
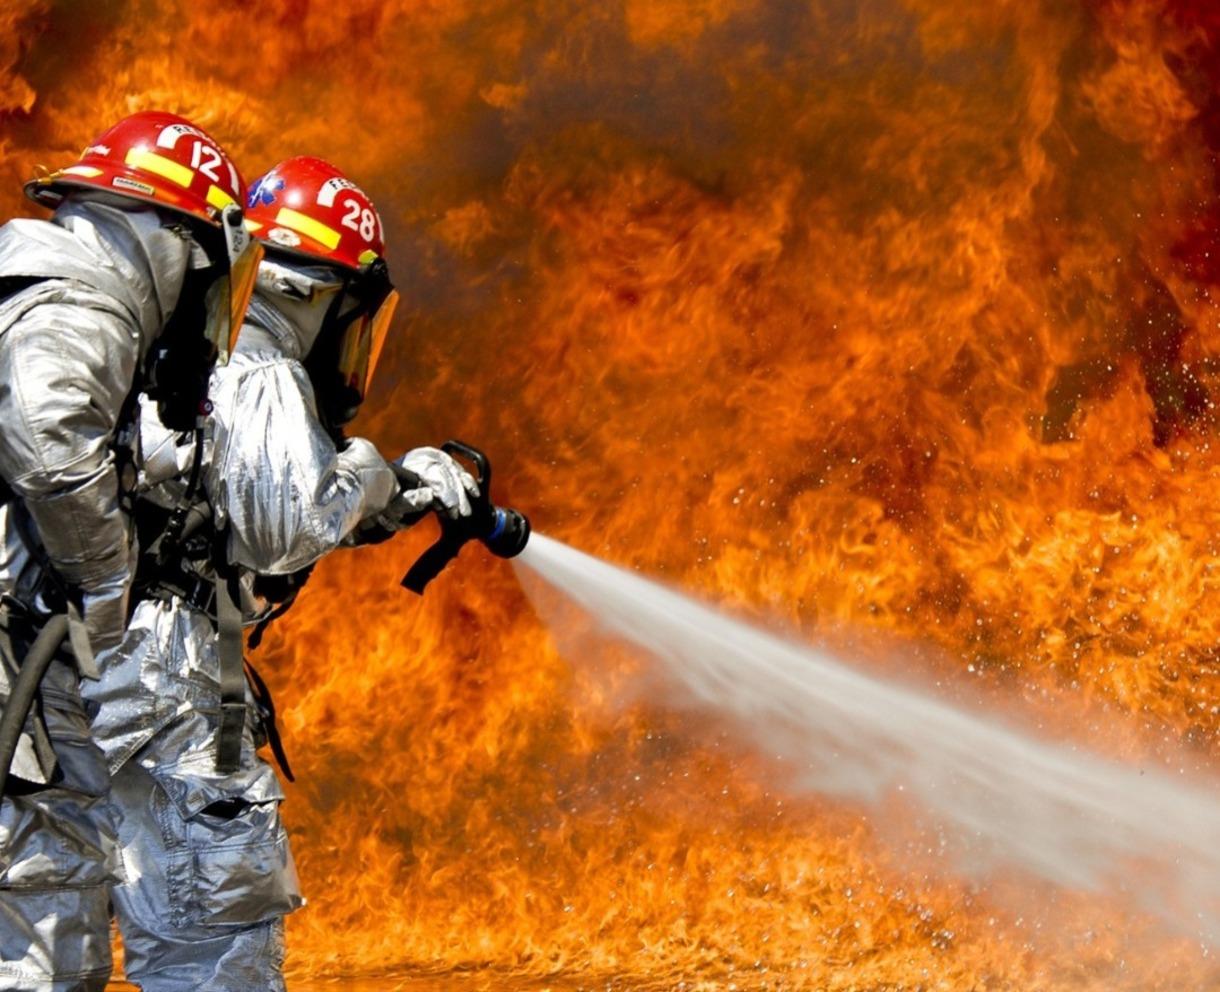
[83,156,476,991]
[0,112,258,991]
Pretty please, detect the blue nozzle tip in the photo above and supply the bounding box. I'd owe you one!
[487,508,507,542]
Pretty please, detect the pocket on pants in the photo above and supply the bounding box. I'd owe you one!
[148,758,303,929]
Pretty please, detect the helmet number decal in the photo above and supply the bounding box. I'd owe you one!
[340,196,379,242]
[190,140,224,182]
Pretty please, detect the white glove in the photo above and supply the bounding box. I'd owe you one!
[397,446,480,519]
[347,475,431,545]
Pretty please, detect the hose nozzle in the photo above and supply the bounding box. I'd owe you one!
[484,506,531,560]
[401,440,531,593]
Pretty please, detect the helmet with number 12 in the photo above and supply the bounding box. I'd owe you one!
[243,156,398,423]
[24,110,262,369]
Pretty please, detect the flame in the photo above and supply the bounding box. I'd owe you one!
[4,0,1220,986]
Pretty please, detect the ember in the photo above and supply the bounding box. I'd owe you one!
[3,0,1220,986]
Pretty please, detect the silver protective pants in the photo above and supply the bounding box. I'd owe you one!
[0,618,119,992]
[108,758,291,992]
[84,600,301,992]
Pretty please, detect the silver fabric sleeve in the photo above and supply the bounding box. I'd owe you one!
[0,205,190,652]
[207,351,398,575]
[0,298,138,651]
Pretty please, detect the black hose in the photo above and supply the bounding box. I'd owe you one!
[0,614,68,801]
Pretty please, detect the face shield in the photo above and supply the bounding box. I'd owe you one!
[149,205,263,431]
[337,271,399,403]
[285,254,398,433]
[203,204,264,364]
[327,256,397,418]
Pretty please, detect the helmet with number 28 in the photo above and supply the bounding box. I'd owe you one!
[23,110,263,370]
[244,156,399,418]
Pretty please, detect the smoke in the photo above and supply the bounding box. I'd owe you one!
[519,533,1220,941]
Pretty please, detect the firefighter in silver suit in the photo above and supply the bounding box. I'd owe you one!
[0,112,259,992]
[83,156,477,992]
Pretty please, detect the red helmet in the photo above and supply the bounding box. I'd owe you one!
[243,155,386,270]
[25,111,245,228]
[25,111,263,386]
[245,157,397,416]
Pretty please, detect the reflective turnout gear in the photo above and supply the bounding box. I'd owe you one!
[109,758,293,992]
[0,114,249,990]
[208,326,399,572]
[84,603,299,992]
[0,199,193,655]
[247,258,343,354]
[0,609,121,992]
[244,157,398,420]
[84,273,406,987]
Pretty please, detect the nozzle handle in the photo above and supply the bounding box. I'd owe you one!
[441,440,490,492]
[399,439,527,594]
[401,527,465,595]
[400,440,485,594]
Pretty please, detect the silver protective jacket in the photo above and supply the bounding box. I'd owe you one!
[0,201,188,653]
[0,201,188,989]
[88,305,399,764]
[83,277,401,987]
[208,321,399,574]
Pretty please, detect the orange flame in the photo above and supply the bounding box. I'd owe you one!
[4,0,1220,986]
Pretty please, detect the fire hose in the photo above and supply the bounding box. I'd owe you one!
[0,613,68,802]
[401,440,531,594]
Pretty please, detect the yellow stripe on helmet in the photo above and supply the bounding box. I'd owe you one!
[275,207,341,250]
[125,148,194,188]
[61,165,104,178]
[207,185,236,211]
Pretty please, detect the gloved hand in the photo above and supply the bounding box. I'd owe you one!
[396,446,480,520]
[348,470,432,546]
[347,446,478,544]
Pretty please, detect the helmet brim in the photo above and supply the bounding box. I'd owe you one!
[24,172,227,228]
[254,237,365,275]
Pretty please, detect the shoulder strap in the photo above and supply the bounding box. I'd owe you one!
[214,567,245,774]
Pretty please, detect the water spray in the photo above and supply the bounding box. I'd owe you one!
[396,451,1220,940]
[401,441,531,594]
[516,534,1220,943]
